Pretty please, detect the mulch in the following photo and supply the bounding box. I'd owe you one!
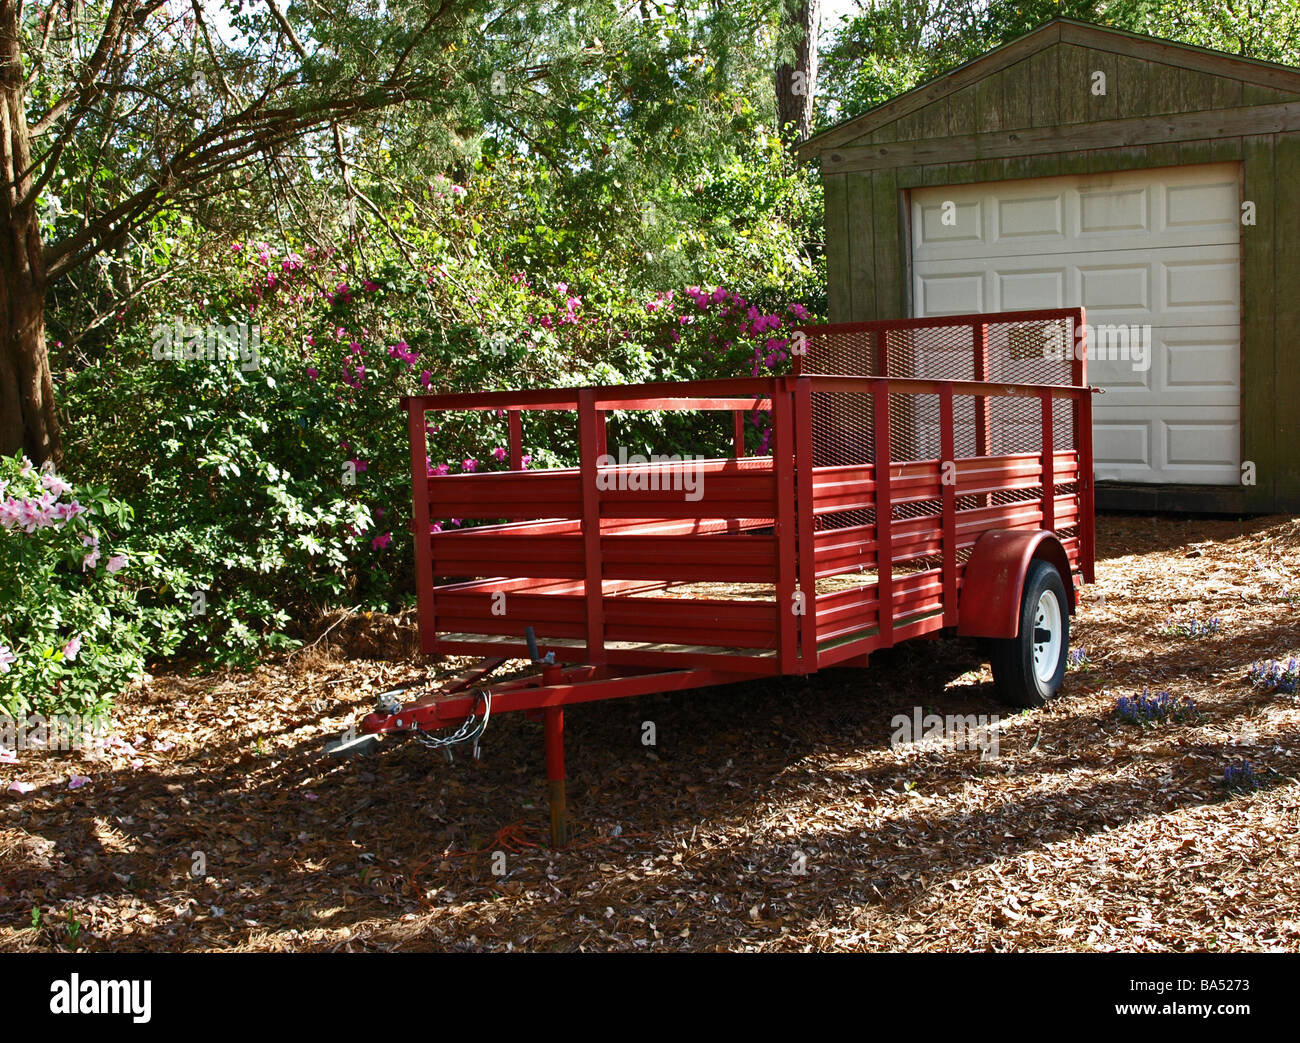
[1,513,1297,951]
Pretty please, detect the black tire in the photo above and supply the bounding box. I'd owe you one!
[990,559,1070,708]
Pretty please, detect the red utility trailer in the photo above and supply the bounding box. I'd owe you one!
[355,308,1096,845]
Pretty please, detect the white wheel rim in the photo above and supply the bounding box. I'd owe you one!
[1031,590,1063,685]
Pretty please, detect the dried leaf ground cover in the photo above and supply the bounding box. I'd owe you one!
[2,514,1298,952]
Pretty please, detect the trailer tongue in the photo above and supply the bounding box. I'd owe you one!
[342,308,1096,847]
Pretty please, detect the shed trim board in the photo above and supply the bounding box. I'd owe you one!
[809,17,1300,511]
[821,101,1300,174]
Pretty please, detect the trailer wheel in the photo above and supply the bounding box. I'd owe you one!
[990,560,1069,708]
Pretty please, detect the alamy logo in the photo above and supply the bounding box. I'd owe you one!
[1040,323,1152,372]
[595,447,705,502]
[49,974,151,1023]
[1,713,111,755]
[891,707,1000,757]
[151,319,261,371]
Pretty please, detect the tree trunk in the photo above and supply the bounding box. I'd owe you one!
[775,0,821,148]
[0,0,60,466]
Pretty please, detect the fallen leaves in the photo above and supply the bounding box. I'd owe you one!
[0,514,1297,951]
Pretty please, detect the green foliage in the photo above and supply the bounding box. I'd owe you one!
[0,455,150,717]
[55,130,822,670]
[31,0,826,683]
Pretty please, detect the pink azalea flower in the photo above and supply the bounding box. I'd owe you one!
[106,554,128,573]
[68,775,90,790]
[62,634,82,662]
[492,447,507,462]
[0,645,16,673]
[462,458,478,473]
[41,472,71,497]
[371,532,392,550]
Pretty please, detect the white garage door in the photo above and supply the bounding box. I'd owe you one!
[910,164,1242,485]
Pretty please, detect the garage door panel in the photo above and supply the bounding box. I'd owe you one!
[1095,420,1153,473]
[1089,349,1151,392]
[996,268,1065,310]
[911,163,1242,486]
[1078,185,1149,236]
[1163,256,1240,313]
[1165,335,1240,394]
[917,272,984,315]
[1164,179,1240,232]
[916,200,983,246]
[1078,264,1151,313]
[1096,329,1239,405]
[1165,419,1238,471]
[995,195,1064,240]
[913,164,1241,261]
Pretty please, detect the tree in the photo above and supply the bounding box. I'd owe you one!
[2,0,498,464]
[1,0,59,465]
[3,0,790,467]
[775,0,822,145]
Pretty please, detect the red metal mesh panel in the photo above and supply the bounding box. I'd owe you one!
[799,312,1083,552]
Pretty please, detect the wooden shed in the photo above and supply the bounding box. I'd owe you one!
[799,17,1300,512]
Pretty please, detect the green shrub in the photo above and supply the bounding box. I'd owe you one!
[0,454,149,717]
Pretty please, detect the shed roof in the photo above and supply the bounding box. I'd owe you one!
[799,17,1300,160]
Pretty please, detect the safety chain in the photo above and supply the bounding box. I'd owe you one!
[410,688,492,760]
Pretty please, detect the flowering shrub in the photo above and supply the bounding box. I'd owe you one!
[1115,688,1199,726]
[0,454,149,717]
[638,285,815,454]
[52,139,823,672]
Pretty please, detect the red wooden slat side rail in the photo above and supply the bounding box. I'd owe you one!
[401,377,778,413]
[407,376,791,673]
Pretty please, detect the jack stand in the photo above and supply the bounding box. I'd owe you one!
[544,704,568,848]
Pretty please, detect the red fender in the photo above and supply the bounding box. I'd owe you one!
[957,529,1076,639]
